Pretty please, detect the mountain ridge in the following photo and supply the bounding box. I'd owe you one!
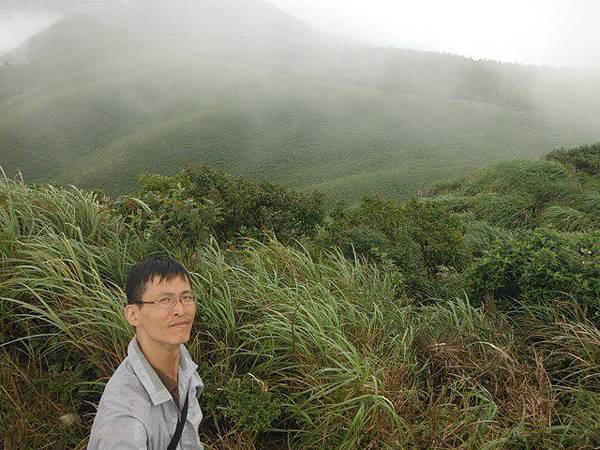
[1,0,599,201]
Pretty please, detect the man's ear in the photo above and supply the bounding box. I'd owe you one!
[124,304,141,327]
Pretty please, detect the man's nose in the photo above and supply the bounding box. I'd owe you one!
[172,297,186,315]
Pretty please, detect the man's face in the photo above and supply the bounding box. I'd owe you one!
[126,275,196,348]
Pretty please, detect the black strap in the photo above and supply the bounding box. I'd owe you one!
[167,395,189,450]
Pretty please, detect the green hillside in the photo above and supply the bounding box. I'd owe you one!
[1,0,600,202]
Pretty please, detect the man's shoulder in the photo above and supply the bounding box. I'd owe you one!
[88,357,151,450]
[97,356,151,417]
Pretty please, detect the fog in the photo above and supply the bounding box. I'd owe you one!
[0,9,61,54]
[268,0,600,71]
[1,0,599,200]
[1,0,599,71]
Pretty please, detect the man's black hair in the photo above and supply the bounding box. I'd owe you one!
[126,255,190,305]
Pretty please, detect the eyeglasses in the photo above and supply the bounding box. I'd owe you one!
[136,294,197,309]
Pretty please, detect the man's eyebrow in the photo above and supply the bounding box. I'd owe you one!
[157,289,194,296]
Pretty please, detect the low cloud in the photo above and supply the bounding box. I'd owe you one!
[0,9,61,53]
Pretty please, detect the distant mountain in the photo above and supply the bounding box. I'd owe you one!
[3,0,342,60]
[1,0,599,201]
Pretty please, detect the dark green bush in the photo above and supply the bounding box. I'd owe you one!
[336,226,389,257]
[400,198,467,272]
[325,224,428,293]
[316,195,467,296]
[219,375,282,434]
[116,173,223,247]
[185,166,325,243]
[470,229,600,317]
[115,165,325,246]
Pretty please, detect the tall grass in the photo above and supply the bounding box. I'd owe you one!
[431,158,600,233]
[538,205,596,232]
[0,177,141,352]
[0,347,89,450]
[2,175,600,449]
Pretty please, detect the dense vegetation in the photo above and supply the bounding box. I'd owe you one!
[2,0,600,202]
[1,143,599,449]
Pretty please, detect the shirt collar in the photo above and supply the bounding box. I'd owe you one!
[180,343,205,399]
[127,338,201,406]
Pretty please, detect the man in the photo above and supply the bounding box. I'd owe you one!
[88,255,205,449]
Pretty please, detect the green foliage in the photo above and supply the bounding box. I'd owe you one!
[116,173,223,247]
[0,349,89,450]
[219,375,282,434]
[0,179,118,247]
[400,198,467,272]
[546,142,600,176]
[470,229,600,316]
[449,192,536,229]
[463,159,578,206]
[184,165,325,243]
[116,165,325,246]
[1,162,599,449]
[317,195,466,296]
[577,190,600,217]
[538,205,597,232]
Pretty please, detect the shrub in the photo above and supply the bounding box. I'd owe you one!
[316,196,467,296]
[116,173,223,247]
[399,198,467,272]
[185,165,325,243]
[470,229,600,317]
[219,375,282,434]
[116,165,325,245]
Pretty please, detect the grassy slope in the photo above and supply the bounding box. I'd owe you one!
[2,49,597,203]
[1,6,600,202]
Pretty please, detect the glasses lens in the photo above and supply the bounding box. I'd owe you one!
[182,295,196,304]
[158,297,176,308]
[155,295,196,308]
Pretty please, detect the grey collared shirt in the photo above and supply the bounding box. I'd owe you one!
[87,338,205,450]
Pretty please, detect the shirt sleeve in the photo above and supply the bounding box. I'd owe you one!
[87,414,148,450]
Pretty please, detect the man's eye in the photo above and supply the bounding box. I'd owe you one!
[158,297,173,304]
[182,295,195,302]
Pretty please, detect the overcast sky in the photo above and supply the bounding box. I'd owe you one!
[1,0,599,70]
[269,0,600,70]
[0,9,61,52]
